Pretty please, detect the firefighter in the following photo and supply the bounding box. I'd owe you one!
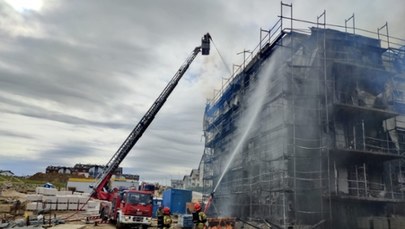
[193,202,207,229]
[163,207,172,229]
[157,206,164,229]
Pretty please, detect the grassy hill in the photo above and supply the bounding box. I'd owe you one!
[0,173,72,193]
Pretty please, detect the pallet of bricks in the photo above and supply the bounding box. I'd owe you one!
[25,187,98,212]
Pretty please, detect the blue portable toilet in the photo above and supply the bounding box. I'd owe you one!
[162,188,192,215]
[152,197,163,218]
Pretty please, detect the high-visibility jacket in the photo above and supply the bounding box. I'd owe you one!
[195,211,207,229]
[163,215,172,229]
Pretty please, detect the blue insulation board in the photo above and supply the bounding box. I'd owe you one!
[162,188,192,215]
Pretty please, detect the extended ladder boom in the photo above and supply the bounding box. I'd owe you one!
[92,34,211,198]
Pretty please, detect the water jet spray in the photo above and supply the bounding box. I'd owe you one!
[204,53,279,214]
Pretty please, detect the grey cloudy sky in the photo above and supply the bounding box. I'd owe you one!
[0,0,404,184]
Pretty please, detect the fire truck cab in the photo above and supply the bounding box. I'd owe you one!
[102,189,153,229]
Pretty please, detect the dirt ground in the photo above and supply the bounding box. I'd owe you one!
[83,224,116,229]
[68,221,168,229]
[41,213,165,229]
[60,223,115,229]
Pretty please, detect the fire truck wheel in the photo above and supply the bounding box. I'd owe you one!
[142,225,148,229]
[116,214,124,229]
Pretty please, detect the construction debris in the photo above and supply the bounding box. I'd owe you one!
[207,217,235,229]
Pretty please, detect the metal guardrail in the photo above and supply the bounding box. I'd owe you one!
[335,132,402,155]
[335,178,405,201]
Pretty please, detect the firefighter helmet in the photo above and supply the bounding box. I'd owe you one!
[194,202,201,211]
[163,207,170,215]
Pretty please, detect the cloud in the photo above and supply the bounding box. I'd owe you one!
[0,129,35,140]
[0,0,404,185]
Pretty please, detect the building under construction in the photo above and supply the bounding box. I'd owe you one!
[201,4,405,229]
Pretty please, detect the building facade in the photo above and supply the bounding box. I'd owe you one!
[0,170,14,176]
[202,11,405,229]
[171,179,184,189]
[183,169,203,191]
[46,164,125,178]
[46,166,72,174]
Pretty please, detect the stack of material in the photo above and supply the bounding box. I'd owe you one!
[67,195,79,210]
[42,195,57,210]
[26,190,46,211]
[26,187,92,211]
[83,200,101,216]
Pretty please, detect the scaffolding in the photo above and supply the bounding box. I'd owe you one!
[201,2,405,229]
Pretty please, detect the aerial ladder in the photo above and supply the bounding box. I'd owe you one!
[91,33,211,199]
